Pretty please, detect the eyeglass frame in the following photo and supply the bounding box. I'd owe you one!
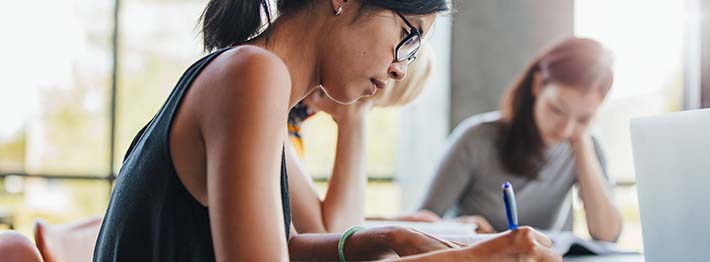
[394,12,422,64]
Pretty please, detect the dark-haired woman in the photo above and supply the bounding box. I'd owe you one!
[416,38,622,242]
[93,0,561,261]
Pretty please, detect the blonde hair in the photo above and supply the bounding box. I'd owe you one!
[371,46,434,107]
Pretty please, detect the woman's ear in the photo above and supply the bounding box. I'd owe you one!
[532,72,544,97]
[330,0,349,15]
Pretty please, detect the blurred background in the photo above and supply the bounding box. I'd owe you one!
[0,0,708,254]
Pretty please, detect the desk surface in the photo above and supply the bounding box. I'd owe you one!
[564,254,644,262]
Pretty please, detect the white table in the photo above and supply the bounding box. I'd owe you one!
[564,254,644,262]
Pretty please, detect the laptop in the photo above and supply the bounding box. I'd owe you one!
[630,108,710,262]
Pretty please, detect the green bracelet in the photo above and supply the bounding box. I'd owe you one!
[338,226,365,262]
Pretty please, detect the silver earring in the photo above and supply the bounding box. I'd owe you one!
[334,5,343,16]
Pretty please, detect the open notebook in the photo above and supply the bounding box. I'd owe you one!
[543,231,638,256]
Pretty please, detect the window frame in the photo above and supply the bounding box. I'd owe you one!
[0,0,120,193]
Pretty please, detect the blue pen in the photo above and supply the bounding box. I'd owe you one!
[502,181,519,230]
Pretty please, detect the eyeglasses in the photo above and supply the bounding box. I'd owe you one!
[394,12,421,64]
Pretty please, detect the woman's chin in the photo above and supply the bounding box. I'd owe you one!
[543,137,563,147]
[337,97,361,105]
[320,88,360,105]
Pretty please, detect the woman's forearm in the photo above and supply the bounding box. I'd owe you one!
[573,137,622,241]
[289,227,560,262]
[321,118,368,232]
[288,233,341,261]
[288,228,394,261]
[289,227,491,261]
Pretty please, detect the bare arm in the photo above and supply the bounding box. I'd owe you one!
[288,227,395,261]
[288,223,560,261]
[289,89,371,233]
[321,116,368,231]
[572,135,622,242]
[200,47,292,261]
[288,224,450,261]
[286,141,331,232]
[288,225,479,261]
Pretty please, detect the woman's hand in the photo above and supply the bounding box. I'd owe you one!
[452,215,496,234]
[569,122,593,148]
[460,226,561,262]
[386,226,463,257]
[302,87,373,124]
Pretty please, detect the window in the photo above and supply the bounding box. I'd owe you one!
[1,0,114,176]
[574,0,687,251]
[115,0,206,170]
[301,108,402,180]
[0,0,115,234]
[300,108,404,217]
[0,0,207,235]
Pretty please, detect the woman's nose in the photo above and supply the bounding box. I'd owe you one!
[560,119,576,138]
[388,61,409,80]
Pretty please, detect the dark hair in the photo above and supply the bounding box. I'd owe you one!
[201,0,451,52]
[498,37,614,179]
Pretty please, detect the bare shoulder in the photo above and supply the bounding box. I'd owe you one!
[193,45,292,118]
[219,45,291,91]
[193,45,291,101]
[187,45,293,139]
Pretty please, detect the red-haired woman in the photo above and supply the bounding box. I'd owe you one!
[416,38,623,242]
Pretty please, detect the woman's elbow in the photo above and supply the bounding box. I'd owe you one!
[590,218,622,242]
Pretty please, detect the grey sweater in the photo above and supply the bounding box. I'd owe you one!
[420,112,614,232]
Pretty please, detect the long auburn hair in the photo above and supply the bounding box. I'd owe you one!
[498,37,614,179]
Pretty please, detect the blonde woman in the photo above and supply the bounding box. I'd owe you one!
[288,48,433,234]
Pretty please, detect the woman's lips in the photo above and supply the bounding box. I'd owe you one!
[369,82,377,96]
[371,79,386,90]
[362,79,387,97]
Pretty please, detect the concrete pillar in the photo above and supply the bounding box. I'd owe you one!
[450,0,574,129]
